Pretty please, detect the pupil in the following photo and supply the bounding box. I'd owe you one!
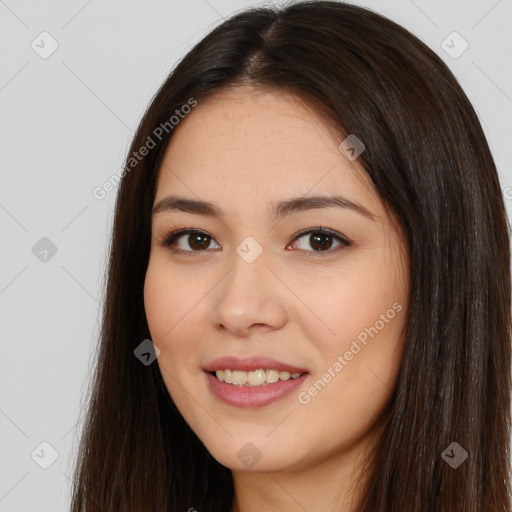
[189,233,210,250]
[311,233,332,251]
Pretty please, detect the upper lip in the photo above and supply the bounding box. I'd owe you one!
[203,356,309,374]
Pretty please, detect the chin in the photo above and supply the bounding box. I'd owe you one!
[204,436,305,473]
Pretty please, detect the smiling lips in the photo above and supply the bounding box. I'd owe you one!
[203,355,310,407]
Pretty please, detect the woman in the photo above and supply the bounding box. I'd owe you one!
[70,1,512,511]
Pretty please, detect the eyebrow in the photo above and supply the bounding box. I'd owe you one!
[152,194,376,221]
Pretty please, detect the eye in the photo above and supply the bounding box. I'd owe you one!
[158,226,351,256]
[160,229,220,254]
[286,227,351,256]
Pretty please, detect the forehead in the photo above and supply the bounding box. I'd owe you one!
[154,86,380,215]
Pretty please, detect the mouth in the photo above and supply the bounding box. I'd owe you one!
[202,355,310,383]
[202,355,310,407]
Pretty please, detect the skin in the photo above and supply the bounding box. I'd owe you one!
[143,85,409,512]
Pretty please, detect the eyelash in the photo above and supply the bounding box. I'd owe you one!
[158,226,352,257]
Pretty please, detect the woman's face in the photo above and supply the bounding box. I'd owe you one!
[144,85,409,474]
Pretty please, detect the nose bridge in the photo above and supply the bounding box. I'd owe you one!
[227,241,268,296]
[213,238,288,333]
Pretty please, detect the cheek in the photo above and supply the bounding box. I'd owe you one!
[144,264,206,417]
[143,261,202,359]
[296,255,405,351]
[293,254,407,430]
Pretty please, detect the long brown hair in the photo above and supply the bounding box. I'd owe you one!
[70,2,512,510]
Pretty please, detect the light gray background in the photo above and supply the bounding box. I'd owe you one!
[1,0,511,510]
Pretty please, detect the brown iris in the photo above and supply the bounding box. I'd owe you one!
[308,232,333,251]
[188,233,211,251]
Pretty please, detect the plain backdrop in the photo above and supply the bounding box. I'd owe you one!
[1,0,511,510]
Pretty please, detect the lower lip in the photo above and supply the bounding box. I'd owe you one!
[205,372,309,408]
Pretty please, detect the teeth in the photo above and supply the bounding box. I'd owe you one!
[214,369,304,386]
[266,369,280,383]
[232,370,247,385]
[247,369,266,386]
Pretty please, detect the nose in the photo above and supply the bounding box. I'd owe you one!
[212,250,289,337]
